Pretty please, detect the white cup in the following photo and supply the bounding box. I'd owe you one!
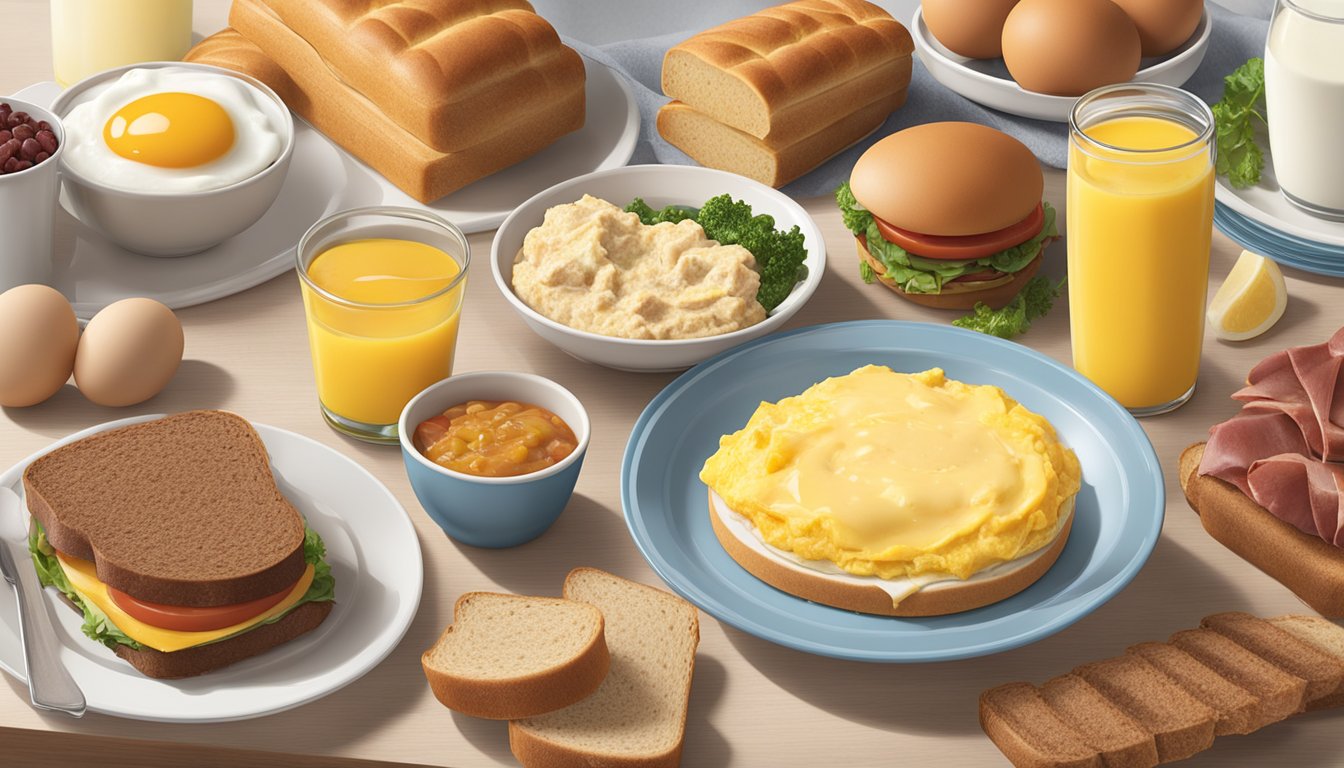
[0,98,63,291]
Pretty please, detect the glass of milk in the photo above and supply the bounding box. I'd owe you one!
[50,0,193,88]
[1265,0,1344,220]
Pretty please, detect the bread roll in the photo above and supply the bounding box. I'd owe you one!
[254,0,585,153]
[662,0,912,142]
[657,90,902,188]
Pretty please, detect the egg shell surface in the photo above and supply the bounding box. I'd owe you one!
[74,298,184,407]
[923,0,1021,59]
[1109,0,1203,57]
[0,285,78,407]
[1001,0,1142,97]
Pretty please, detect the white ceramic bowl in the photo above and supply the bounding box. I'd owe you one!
[912,6,1212,123]
[49,62,294,257]
[490,164,826,372]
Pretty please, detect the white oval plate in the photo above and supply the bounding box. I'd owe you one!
[1214,137,1344,249]
[11,57,638,319]
[0,414,423,723]
[911,6,1212,123]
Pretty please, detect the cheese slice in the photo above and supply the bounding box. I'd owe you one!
[56,552,314,653]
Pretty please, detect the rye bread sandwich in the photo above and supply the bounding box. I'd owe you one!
[1181,327,1344,618]
[23,410,335,679]
[836,122,1058,310]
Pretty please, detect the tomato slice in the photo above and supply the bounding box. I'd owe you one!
[108,582,295,632]
[873,204,1045,261]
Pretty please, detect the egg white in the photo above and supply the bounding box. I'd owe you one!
[61,67,284,193]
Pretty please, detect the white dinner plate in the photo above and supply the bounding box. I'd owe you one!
[10,57,638,319]
[911,7,1212,123]
[0,414,423,723]
[1214,135,1344,250]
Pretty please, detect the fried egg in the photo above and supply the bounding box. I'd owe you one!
[61,67,283,193]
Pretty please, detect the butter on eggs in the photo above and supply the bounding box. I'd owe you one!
[700,365,1081,581]
[61,67,282,193]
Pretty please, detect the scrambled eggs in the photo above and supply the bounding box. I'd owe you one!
[699,366,1082,580]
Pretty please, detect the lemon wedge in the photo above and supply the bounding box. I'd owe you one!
[1207,250,1287,341]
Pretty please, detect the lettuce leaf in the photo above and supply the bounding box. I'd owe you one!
[852,199,1058,294]
[28,520,335,651]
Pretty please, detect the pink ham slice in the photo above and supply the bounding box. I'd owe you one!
[1235,327,1344,461]
[1202,410,1312,496]
[1246,454,1344,546]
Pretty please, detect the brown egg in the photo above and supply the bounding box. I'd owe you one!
[923,0,1021,59]
[0,285,78,407]
[74,298,184,407]
[1001,0,1142,97]
[1110,0,1203,57]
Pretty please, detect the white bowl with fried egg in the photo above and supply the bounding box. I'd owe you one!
[490,164,826,372]
[51,63,294,257]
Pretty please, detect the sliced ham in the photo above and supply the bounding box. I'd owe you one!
[1246,454,1344,546]
[1234,331,1344,461]
[1203,411,1312,496]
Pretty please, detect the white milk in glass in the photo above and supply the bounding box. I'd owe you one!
[1265,0,1344,219]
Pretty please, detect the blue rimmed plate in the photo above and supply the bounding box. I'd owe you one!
[621,321,1164,662]
[1215,203,1344,278]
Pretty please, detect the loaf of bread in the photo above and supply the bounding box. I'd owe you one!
[981,612,1344,768]
[662,0,912,142]
[421,592,609,720]
[658,89,902,188]
[1179,442,1344,618]
[252,0,585,153]
[187,1,581,203]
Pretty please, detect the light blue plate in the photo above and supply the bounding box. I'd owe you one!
[1215,202,1344,278]
[621,321,1165,662]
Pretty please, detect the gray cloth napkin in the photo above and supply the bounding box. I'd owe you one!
[566,2,1273,198]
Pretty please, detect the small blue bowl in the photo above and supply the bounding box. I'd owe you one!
[399,372,590,548]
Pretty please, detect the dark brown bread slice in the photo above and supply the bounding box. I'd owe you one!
[1074,655,1216,763]
[1270,615,1344,711]
[979,683,1102,768]
[1039,674,1158,768]
[1169,629,1307,723]
[24,411,305,607]
[1126,642,1261,735]
[96,600,330,679]
[1201,612,1344,703]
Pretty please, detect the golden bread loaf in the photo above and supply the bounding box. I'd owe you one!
[657,88,903,188]
[253,0,585,152]
[662,0,912,142]
[188,3,581,203]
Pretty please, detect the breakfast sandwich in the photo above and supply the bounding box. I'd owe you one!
[23,410,335,679]
[699,365,1081,616]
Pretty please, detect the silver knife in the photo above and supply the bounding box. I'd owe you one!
[0,487,85,717]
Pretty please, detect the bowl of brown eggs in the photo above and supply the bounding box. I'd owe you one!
[912,0,1211,122]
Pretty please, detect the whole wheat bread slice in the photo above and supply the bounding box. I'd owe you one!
[508,569,699,768]
[1073,655,1216,763]
[1201,612,1344,702]
[1038,674,1157,768]
[1125,642,1261,735]
[1168,628,1307,724]
[1267,615,1344,710]
[23,411,306,607]
[979,683,1102,768]
[422,592,609,720]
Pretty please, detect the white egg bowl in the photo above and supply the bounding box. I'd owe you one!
[49,62,294,257]
[911,6,1212,123]
[490,164,826,373]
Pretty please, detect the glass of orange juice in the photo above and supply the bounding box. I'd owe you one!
[296,207,469,444]
[1066,84,1215,416]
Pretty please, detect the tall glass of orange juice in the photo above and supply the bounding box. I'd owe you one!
[296,208,469,444]
[1067,84,1215,416]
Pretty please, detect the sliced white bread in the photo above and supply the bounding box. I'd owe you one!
[509,568,700,768]
[422,592,609,720]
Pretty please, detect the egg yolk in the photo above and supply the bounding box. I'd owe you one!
[103,92,235,168]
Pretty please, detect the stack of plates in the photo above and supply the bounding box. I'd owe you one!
[1214,148,1344,279]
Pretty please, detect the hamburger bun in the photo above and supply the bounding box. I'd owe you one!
[710,490,1074,616]
[850,122,1043,236]
[858,235,1046,310]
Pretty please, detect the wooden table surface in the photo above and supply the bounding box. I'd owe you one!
[3,2,1342,766]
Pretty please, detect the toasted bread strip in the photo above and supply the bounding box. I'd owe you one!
[1126,642,1261,735]
[980,683,1102,768]
[1074,656,1216,763]
[1201,612,1344,703]
[422,593,609,720]
[1179,443,1344,618]
[1039,674,1157,768]
[1169,629,1307,723]
[1270,615,1344,711]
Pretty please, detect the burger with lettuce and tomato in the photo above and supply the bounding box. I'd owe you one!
[836,121,1059,310]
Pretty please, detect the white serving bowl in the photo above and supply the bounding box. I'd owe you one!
[490,164,826,372]
[912,6,1212,123]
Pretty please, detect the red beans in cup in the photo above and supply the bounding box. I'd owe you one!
[0,103,57,175]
